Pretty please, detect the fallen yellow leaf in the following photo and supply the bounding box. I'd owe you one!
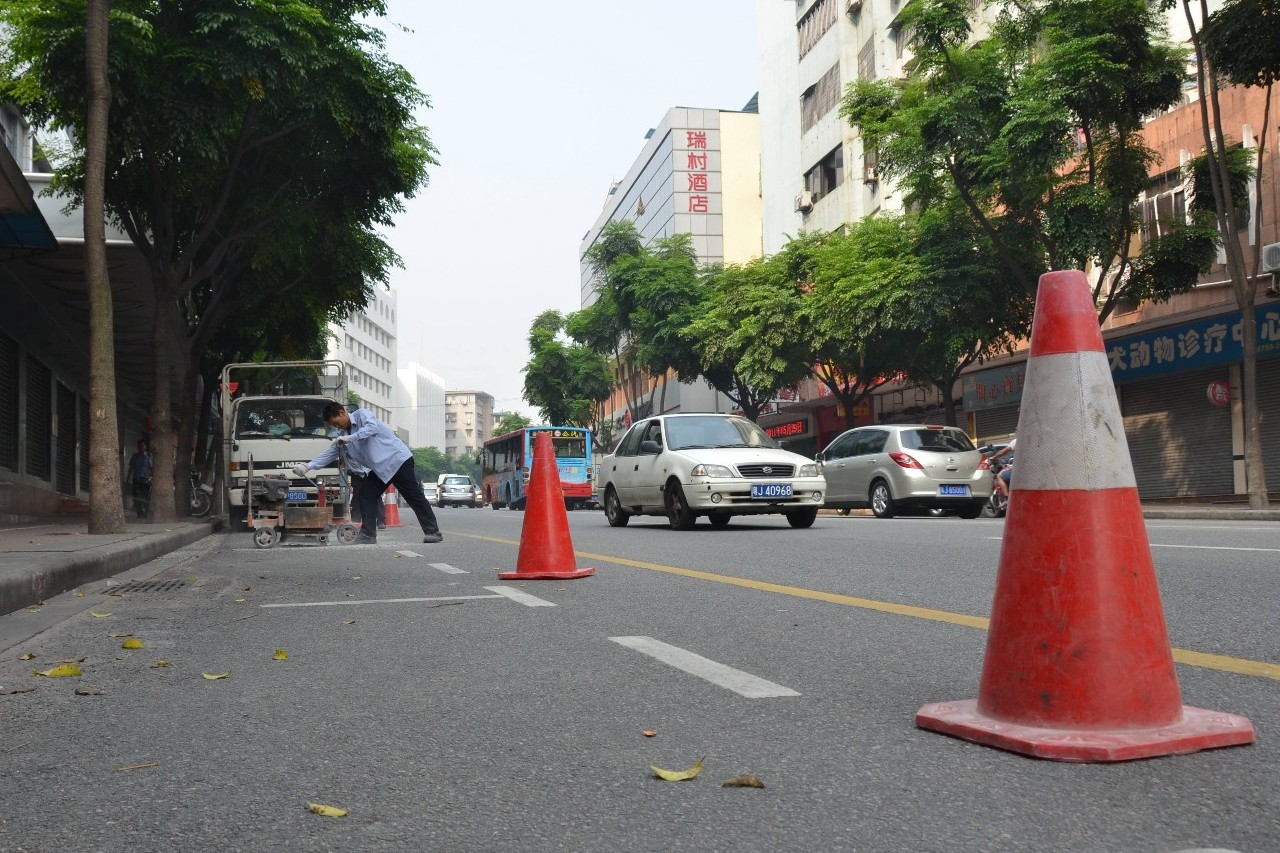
[273,649,288,661]
[150,661,170,668]
[33,664,82,678]
[122,639,144,650]
[75,589,84,597]
[19,653,34,661]
[234,598,246,603]
[201,672,230,680]
[306,802,348,817]
[650,756,705,782]
[90,612,112,618]
[642,730,658,737]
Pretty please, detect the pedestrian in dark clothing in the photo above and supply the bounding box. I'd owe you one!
[127,439,153,519]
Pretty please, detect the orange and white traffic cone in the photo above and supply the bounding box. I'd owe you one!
[916,269,1254,761]
[383,485,403,528]
[498,431,594,580]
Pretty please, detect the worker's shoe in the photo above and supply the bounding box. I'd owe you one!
[354,534,377,545]
[422,532,444,544]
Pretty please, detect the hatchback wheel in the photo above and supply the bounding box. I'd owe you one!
[665,481,697,530]
[604,487,629,527]
[869,480,896,519]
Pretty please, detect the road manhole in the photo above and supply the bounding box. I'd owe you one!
[109,579,187,594]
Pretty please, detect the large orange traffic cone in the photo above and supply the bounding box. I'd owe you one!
[916,269,1254,762]
[383,485,403,528]
[499,431,595,580]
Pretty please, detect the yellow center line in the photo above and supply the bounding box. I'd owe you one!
[456,531,1280,681]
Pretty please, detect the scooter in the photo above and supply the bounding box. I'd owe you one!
[983,458,1011,518]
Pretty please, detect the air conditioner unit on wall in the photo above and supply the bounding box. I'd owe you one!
[795,191,814,213]
[1261,242,1280,273]
[863,163,879,184]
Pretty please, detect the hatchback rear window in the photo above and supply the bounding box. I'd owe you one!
[900,428,975,453]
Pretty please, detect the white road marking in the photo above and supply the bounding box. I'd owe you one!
[260,594,502,609]
[485,586,556,607]
[609,636,800,699]
[396,550,420,558]
[429,562,469,574]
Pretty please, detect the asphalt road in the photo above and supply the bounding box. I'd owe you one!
[1,506,1276,853]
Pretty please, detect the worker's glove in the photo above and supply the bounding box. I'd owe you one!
[331,434,354,446]
[291,463,310,478]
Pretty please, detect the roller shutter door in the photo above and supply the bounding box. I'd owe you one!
[1257,359,1280,491]
[1121,368,1233,499]
[975,406,1019,443]
[56,383,76,495]
[0,333,17,471]
[25,356,51,481]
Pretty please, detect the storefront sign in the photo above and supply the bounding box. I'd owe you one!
[1206,380,1230,406]
[764,418,809,439]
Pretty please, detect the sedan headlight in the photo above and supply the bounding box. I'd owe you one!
[797,463,819,477]
[691,463,735,478]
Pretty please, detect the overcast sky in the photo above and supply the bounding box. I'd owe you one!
[375,2,759,418]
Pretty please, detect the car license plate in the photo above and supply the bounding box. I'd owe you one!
[751,483,793,499]
[938,485,969,496]
[287,489,306,502]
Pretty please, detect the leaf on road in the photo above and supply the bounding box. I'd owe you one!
[201,672,230,680]
[352,575,362,580]
[273,649,288,661]
[90,612,112,618]
[650,757,704,782]
[117,761,157,772]
[33,664,81,678]
[110,633,133,638]
[18,653,34,661]
[722,774,765,788]
[57,658,87,664]
[344,620,356,625]
[307,802,348,817]
[150,661,170,668]
[74,687,104,696]
[0,686,35,695]
[234,598,246,603]
[75,589,84,597]
[122,639,144,650]
[642,730,658,737]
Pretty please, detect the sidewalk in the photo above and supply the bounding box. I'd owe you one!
[0,519,219,617]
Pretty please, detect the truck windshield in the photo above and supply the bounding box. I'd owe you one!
[234,400,333,439]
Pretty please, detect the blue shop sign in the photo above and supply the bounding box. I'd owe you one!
[963,304,1280,411]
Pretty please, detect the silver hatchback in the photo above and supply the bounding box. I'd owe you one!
[817,424,992,519]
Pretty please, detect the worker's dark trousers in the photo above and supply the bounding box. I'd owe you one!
[360,458,440,540]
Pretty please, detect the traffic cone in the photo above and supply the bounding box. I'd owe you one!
[499,431,594,580]
[916,269,1254,762]
[383,485,403,528]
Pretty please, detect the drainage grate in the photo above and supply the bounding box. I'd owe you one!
[110,579,187,594]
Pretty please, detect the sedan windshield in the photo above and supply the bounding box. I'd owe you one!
[665,416,781,451]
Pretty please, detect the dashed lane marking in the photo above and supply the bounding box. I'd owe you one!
[429,562,469,574]
[486,586,556,607]
[260,594,503,609]
[611,636,800,698]
[395,550,420,559]
[453,532,1280,681]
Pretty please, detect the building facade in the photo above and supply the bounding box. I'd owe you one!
[328,287,399,425]
[395,362,447,451]
[444,390,494,459]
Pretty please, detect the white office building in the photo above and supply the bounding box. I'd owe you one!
[328,287,399,425]
[396,362,447,451]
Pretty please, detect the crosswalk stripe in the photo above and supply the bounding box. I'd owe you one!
[429,562,469,574]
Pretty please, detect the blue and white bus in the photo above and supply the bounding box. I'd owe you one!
[482,426,593,510]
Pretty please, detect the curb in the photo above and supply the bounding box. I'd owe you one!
[0,521,216,616]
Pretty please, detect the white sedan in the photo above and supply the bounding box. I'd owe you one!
[600,413,826,530]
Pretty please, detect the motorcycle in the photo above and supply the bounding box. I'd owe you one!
[982,456,1011,518]
[190,468,214,517]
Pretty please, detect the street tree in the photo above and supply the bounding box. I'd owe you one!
[494,412,534,436]
[522,310,613,429]
[1179,0,1278,508]
[841,0,1216,324]
[0,0,435,521]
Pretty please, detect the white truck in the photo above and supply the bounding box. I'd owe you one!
[220,360,347,530]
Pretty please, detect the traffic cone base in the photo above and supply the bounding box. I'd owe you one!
[499,431,594,581]
[916,700,1255,763]
[916,269,1254,762]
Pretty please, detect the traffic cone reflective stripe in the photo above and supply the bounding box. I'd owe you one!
[916,269,1254,761]
[383,485,403,528]
[498,431,594,580]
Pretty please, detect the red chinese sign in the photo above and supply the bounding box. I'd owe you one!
[764,418,809,439]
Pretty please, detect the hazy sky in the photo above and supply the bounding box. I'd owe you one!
[375,2,759,418]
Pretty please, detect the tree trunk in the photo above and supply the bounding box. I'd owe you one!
[84,0,126,534]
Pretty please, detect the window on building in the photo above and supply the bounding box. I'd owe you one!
[858,36,876,81]
[1140,169,1186,242]
[804,145,845,202]
[801,64,842,134]
[797,0,838,59]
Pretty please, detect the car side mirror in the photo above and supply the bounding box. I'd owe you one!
[814,451,825,463]
[639,440,662,454]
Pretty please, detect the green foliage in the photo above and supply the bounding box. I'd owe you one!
[411,446,479,484]
[1204,0,1280,87]
[522,311,612,428]
[494,412,533,437]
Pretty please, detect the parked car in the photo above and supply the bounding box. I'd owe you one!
[436,474,478,508]
[600,413,826,530]
[817,424,992,519]
[422,482,440,503]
